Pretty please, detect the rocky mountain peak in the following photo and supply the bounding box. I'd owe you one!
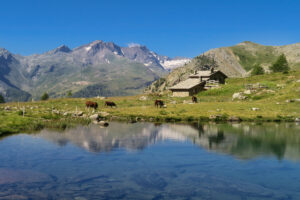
[47,45,72,54]
[0,48,13,60]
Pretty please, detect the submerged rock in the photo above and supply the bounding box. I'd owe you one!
[131,173,167,190]
[228,116,241,122]
[0,168,51,184]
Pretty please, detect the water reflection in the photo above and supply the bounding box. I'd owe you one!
[36,122,300,161]
[1,122,300,200]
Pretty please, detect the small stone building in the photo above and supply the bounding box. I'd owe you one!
[169,70,227,97]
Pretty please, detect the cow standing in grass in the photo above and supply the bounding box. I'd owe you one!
[192,96,198,103]
[86,101,98,110]
[105,101,117,108]
[155,100,164,108]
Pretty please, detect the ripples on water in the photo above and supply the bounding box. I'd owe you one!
[0,122,300,199]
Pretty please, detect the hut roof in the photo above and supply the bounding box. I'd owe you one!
[169,70,227,91]
[196,71,212,76]
[169,78,203,90]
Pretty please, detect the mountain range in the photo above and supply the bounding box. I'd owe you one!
[148,41,300,92]
[2,40,300,101]
[0,40,190,102]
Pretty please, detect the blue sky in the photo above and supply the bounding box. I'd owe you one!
[0,0,299,58]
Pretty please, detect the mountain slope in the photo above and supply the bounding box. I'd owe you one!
[148,41,300,92]
[0,48,31,101]
[0,40,189,102]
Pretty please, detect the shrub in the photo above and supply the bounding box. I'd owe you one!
[66,90,72,97]
[159,110,168,115]
[41,92,49,101]
[0,94,5,103]
[270,54,289,72]
[251,64,265,76]
[17,110,24,115]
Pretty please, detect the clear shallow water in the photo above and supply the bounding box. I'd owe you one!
[0,122,300,200]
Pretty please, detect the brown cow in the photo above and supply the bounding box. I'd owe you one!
[86,101,98,109]
[105,101,117,108]
[192,96,197,103]
[155,99,164,108]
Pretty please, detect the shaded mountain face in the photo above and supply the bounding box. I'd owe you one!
[0,49,31,102]
[148,41,300,92]
[0,41,188,102]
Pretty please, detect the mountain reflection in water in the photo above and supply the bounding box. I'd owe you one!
[36,122,300,161]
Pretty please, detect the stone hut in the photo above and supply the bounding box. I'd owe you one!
[169,70,227,97]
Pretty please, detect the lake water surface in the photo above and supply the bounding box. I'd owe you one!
[0,122,300,200]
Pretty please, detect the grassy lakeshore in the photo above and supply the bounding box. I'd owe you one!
[0,72,300,136]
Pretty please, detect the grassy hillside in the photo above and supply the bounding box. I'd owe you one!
[149,41,300,93]
[0,71,299,136]
[230,41,300,71]
[230,42,279,71]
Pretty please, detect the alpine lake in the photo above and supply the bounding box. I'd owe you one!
[0,122,300,200]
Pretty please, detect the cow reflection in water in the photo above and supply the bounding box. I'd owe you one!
[35,122,300,161]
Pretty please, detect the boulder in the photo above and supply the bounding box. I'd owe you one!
[98,121,109,126]
[264,89,275,93]
[277,84,286,88]
[89,114,100,121]
[183,100,192,104]
[63,112,69,116]
[209,115,222,120]
[232,92,247,100]
[228,116,241,122]
[243,90,251,95]
[139,96,148,101]
[295,118,300,122]
[4,106,10,111]
[99,111,110,118]
[53,110,60,115]
[209,115,217,120]
[286,99,295,103]
[92,120,99,124]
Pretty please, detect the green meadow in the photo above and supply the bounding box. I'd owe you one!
[0,71,299,136]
